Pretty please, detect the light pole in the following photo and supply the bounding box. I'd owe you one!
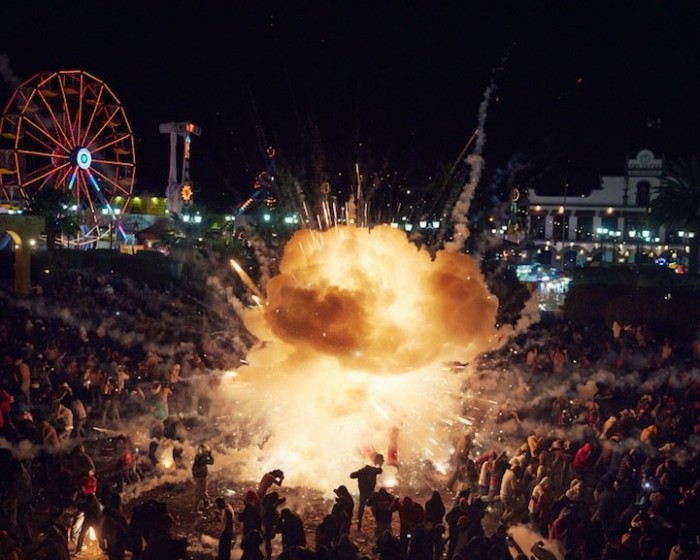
[596,227,609,263]
[101,208,121,250]
[678,230,695,270]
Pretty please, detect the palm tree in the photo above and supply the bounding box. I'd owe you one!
[649,157,700,275]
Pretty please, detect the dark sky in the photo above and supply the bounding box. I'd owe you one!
[3,2,699,210]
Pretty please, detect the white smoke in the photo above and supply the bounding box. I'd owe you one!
[0,53,21,89]
[444,54,509,253]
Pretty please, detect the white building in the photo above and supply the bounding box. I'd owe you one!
[524,149,692,270]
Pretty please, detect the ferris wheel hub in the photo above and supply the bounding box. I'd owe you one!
[74,147,92,170]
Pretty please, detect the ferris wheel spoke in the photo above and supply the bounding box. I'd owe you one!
[90,133,132,154]
[17,148,69,160]
[57,74,77,146]
[22,161,70,189]
[21,128,63,154]
[47,164,73,192]
[79,83,105,146]
[36,90,73,149]
[84,106,120,150]
[88,165,130,198]
[66,166,79,193]
[72,73,86,145]
[91,158,135,168]
[22,112,70,153]
[85,169,113,210]
[73,172,87,209]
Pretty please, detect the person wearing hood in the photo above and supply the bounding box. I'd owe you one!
[390,496,425,554]
[331,485,354,535]
[367,487,396,538]
[276,508,305,551]
[315,514,340,552]
[445,496,474,560]
[424,490,446,560]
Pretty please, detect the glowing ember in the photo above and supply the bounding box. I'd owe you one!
[225,225,499,491]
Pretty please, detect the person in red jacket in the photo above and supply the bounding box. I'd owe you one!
[572,442,593,478]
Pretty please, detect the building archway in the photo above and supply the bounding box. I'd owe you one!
[0,216,44,296]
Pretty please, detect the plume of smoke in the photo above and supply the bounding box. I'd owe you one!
[443,56,508,253]
[509,524,566,559]
[0,53,21,89]
[494,291,541,347]
[238,223,276,288]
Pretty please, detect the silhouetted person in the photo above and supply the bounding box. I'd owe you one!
[258,468,284,497]
[215,497,235,560]
[101,492,128,560]
[238,490,262,536]
[260,491,286,559]
[350,453,384,529]
[367,487,396,538]
[192,444,214,510]
[277,508,306,550]
[241,528,264,560]
[331,485,354,535]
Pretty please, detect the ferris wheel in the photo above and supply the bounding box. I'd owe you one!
[0,70,136,224]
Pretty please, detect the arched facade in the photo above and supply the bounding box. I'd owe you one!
[0,216,44,296]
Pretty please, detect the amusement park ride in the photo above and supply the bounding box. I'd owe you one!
[0,70,136,245]
[159,121,201,217]
[0,67,279,249]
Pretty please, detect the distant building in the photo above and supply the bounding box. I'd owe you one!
[523,149,692,270]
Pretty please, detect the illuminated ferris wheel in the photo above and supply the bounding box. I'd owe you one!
[0,70,136,221]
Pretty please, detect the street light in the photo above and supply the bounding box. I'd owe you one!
[596,227,609,263]
[101,207,120,250]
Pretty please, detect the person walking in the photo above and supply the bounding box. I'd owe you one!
[350,453,384,530]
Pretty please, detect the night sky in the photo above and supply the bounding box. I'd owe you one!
[3,2,699,210]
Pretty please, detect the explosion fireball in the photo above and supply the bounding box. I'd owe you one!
[224,224,500,491]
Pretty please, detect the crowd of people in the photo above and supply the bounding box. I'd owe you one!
[0,267,699,560]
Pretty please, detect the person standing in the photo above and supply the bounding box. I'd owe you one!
[75,474,102,554]
[238,490,262,537]
[257,469,284,497]
[215,497,235,560]
[424,490,446,560]
[100,492,128,560]
[350,453,384,530]
[260,491,285,560]
[192,444,214,510]
[276,508,306,551]
[331,485,354,536]
[14,355,31,404]
[367,487,396,538]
